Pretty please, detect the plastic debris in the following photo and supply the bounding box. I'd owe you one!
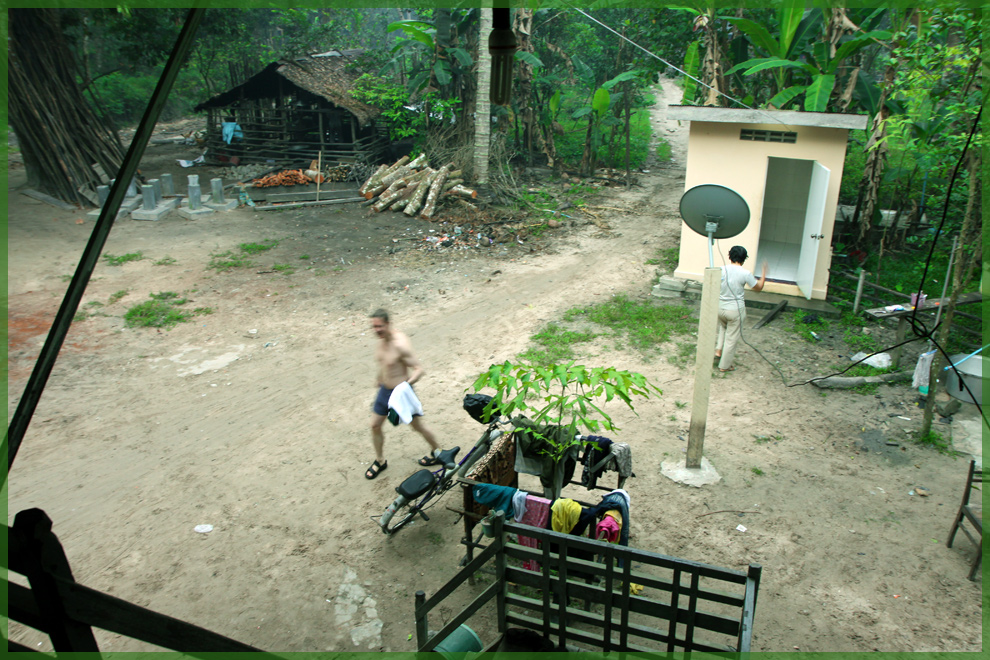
[194,524,214,534]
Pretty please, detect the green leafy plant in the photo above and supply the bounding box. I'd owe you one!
[472,361,661,499]
[299,254,311,260]
[103,251,144,266]
[751,467,765,476]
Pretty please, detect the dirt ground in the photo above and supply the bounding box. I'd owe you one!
[5,83,984,653]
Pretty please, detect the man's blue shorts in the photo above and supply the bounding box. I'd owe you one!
[372,385,424,417]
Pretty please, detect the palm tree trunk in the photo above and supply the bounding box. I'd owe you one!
[473,8,493,184]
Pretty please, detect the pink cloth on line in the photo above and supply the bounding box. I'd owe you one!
[518,495,551,571]
[596,515,621,543]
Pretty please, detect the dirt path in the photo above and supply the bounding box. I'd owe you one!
[5,82,982,652]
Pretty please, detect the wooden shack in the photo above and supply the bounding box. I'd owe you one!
[194,49,388,167]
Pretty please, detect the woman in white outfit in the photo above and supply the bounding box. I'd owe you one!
[715,246,767,372]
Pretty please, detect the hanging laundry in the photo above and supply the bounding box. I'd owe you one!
[580,435,613,488]
[518,494,552,571]
[596,512,621,543]
[550,498,582,534]
[472,483,518,516]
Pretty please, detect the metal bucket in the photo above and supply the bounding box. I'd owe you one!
[943,354,983,405]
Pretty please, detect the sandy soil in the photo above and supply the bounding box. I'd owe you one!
[5,83,983,653]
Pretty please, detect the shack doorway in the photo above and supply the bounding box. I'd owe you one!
[757,157,830,299]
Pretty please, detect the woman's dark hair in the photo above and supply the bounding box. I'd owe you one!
[729,245,748,264]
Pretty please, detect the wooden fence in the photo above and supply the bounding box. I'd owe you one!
[6,508,281,656]
[415,511,762,654]
[828,269,982,350]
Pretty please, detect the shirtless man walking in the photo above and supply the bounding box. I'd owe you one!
[366,309,442,479]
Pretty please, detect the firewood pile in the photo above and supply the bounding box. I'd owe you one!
[250,169,315,188]
[249,161,355,187]
[358,155,478,220]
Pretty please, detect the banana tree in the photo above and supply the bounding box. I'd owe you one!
[723,7,890,111]
[573,63,642,175]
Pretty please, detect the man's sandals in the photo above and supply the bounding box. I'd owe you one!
[418,454,442,467]
[365,460,388,480]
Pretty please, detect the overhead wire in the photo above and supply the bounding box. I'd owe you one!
[560,2,794,129]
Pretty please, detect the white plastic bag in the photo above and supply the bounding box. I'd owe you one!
[851,352,892,369]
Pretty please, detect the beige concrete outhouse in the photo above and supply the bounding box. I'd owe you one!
[668,106,868,300]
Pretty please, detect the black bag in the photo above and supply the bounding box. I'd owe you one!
[463,393,499,424]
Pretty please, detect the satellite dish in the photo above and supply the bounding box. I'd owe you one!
[679,184,750,267]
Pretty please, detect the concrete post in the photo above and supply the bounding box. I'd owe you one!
[140,185,156,211]
[127,178,139,197]
[160,173,174,197]
[149,179,162,206]
[188,174,200,189]
[97,185,110,207]
[210,178,225,203]
[188,184,202,210]
[686,267,721,468]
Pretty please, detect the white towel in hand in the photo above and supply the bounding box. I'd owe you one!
[387,381,424,424]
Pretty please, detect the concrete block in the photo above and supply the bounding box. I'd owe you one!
[651,285,684,299]
[177,206,216,220]
[204,198,238,211]
[655,276,687,291]
[132,204,175,221]
[87,195,142,219]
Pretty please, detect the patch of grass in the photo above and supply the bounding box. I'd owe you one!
[103,251,144,267]
[835,363,897,395]
[299,254,311,260]
[239,239,279,254]
[85,301,104,308]
[655,138,672,164]
[427,532,444,546]
[565,294,695,350]
[123,291,192,329]
[60,274,73,282]
[751,467,765,476]
[646,246,679,271]
[667,340,696,368]
[518,322,598,366]
[154,256,177,266]
[916,429,953,454]
[108,290,128,305]
[272,264,295,274]
[528,223,552,238]
[669,414,677,422]
[674,400,687,409]
[73,311,89,322]
[790,309,831,341]
[193,307,214,316]
[208,250,253,271]
[313,269,329,277]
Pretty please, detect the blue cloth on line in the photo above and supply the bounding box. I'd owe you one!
[472,483,518,516]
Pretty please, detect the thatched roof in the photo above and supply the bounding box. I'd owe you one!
[194,49,381,127]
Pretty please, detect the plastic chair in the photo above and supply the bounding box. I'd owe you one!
[946,460,983,580]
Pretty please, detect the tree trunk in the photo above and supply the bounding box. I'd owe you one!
[473,8,493,184]
[8,9,126,205]
[513,8,536,166]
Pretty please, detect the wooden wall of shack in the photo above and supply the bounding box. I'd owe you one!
[201,84,389,167]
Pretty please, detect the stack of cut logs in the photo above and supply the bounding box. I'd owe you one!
[251,169,315,187]
[358,155,478,219]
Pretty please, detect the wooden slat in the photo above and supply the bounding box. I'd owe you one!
[418,582,500,652]
[6,579,47,632]
[753,300,788,329]
[55,577,264,653]
[417,541,500,617]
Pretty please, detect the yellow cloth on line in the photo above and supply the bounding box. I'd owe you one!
[628,583,644,596]
[550,498,582,534]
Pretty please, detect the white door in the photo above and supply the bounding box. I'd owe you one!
[796,162,830,299]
